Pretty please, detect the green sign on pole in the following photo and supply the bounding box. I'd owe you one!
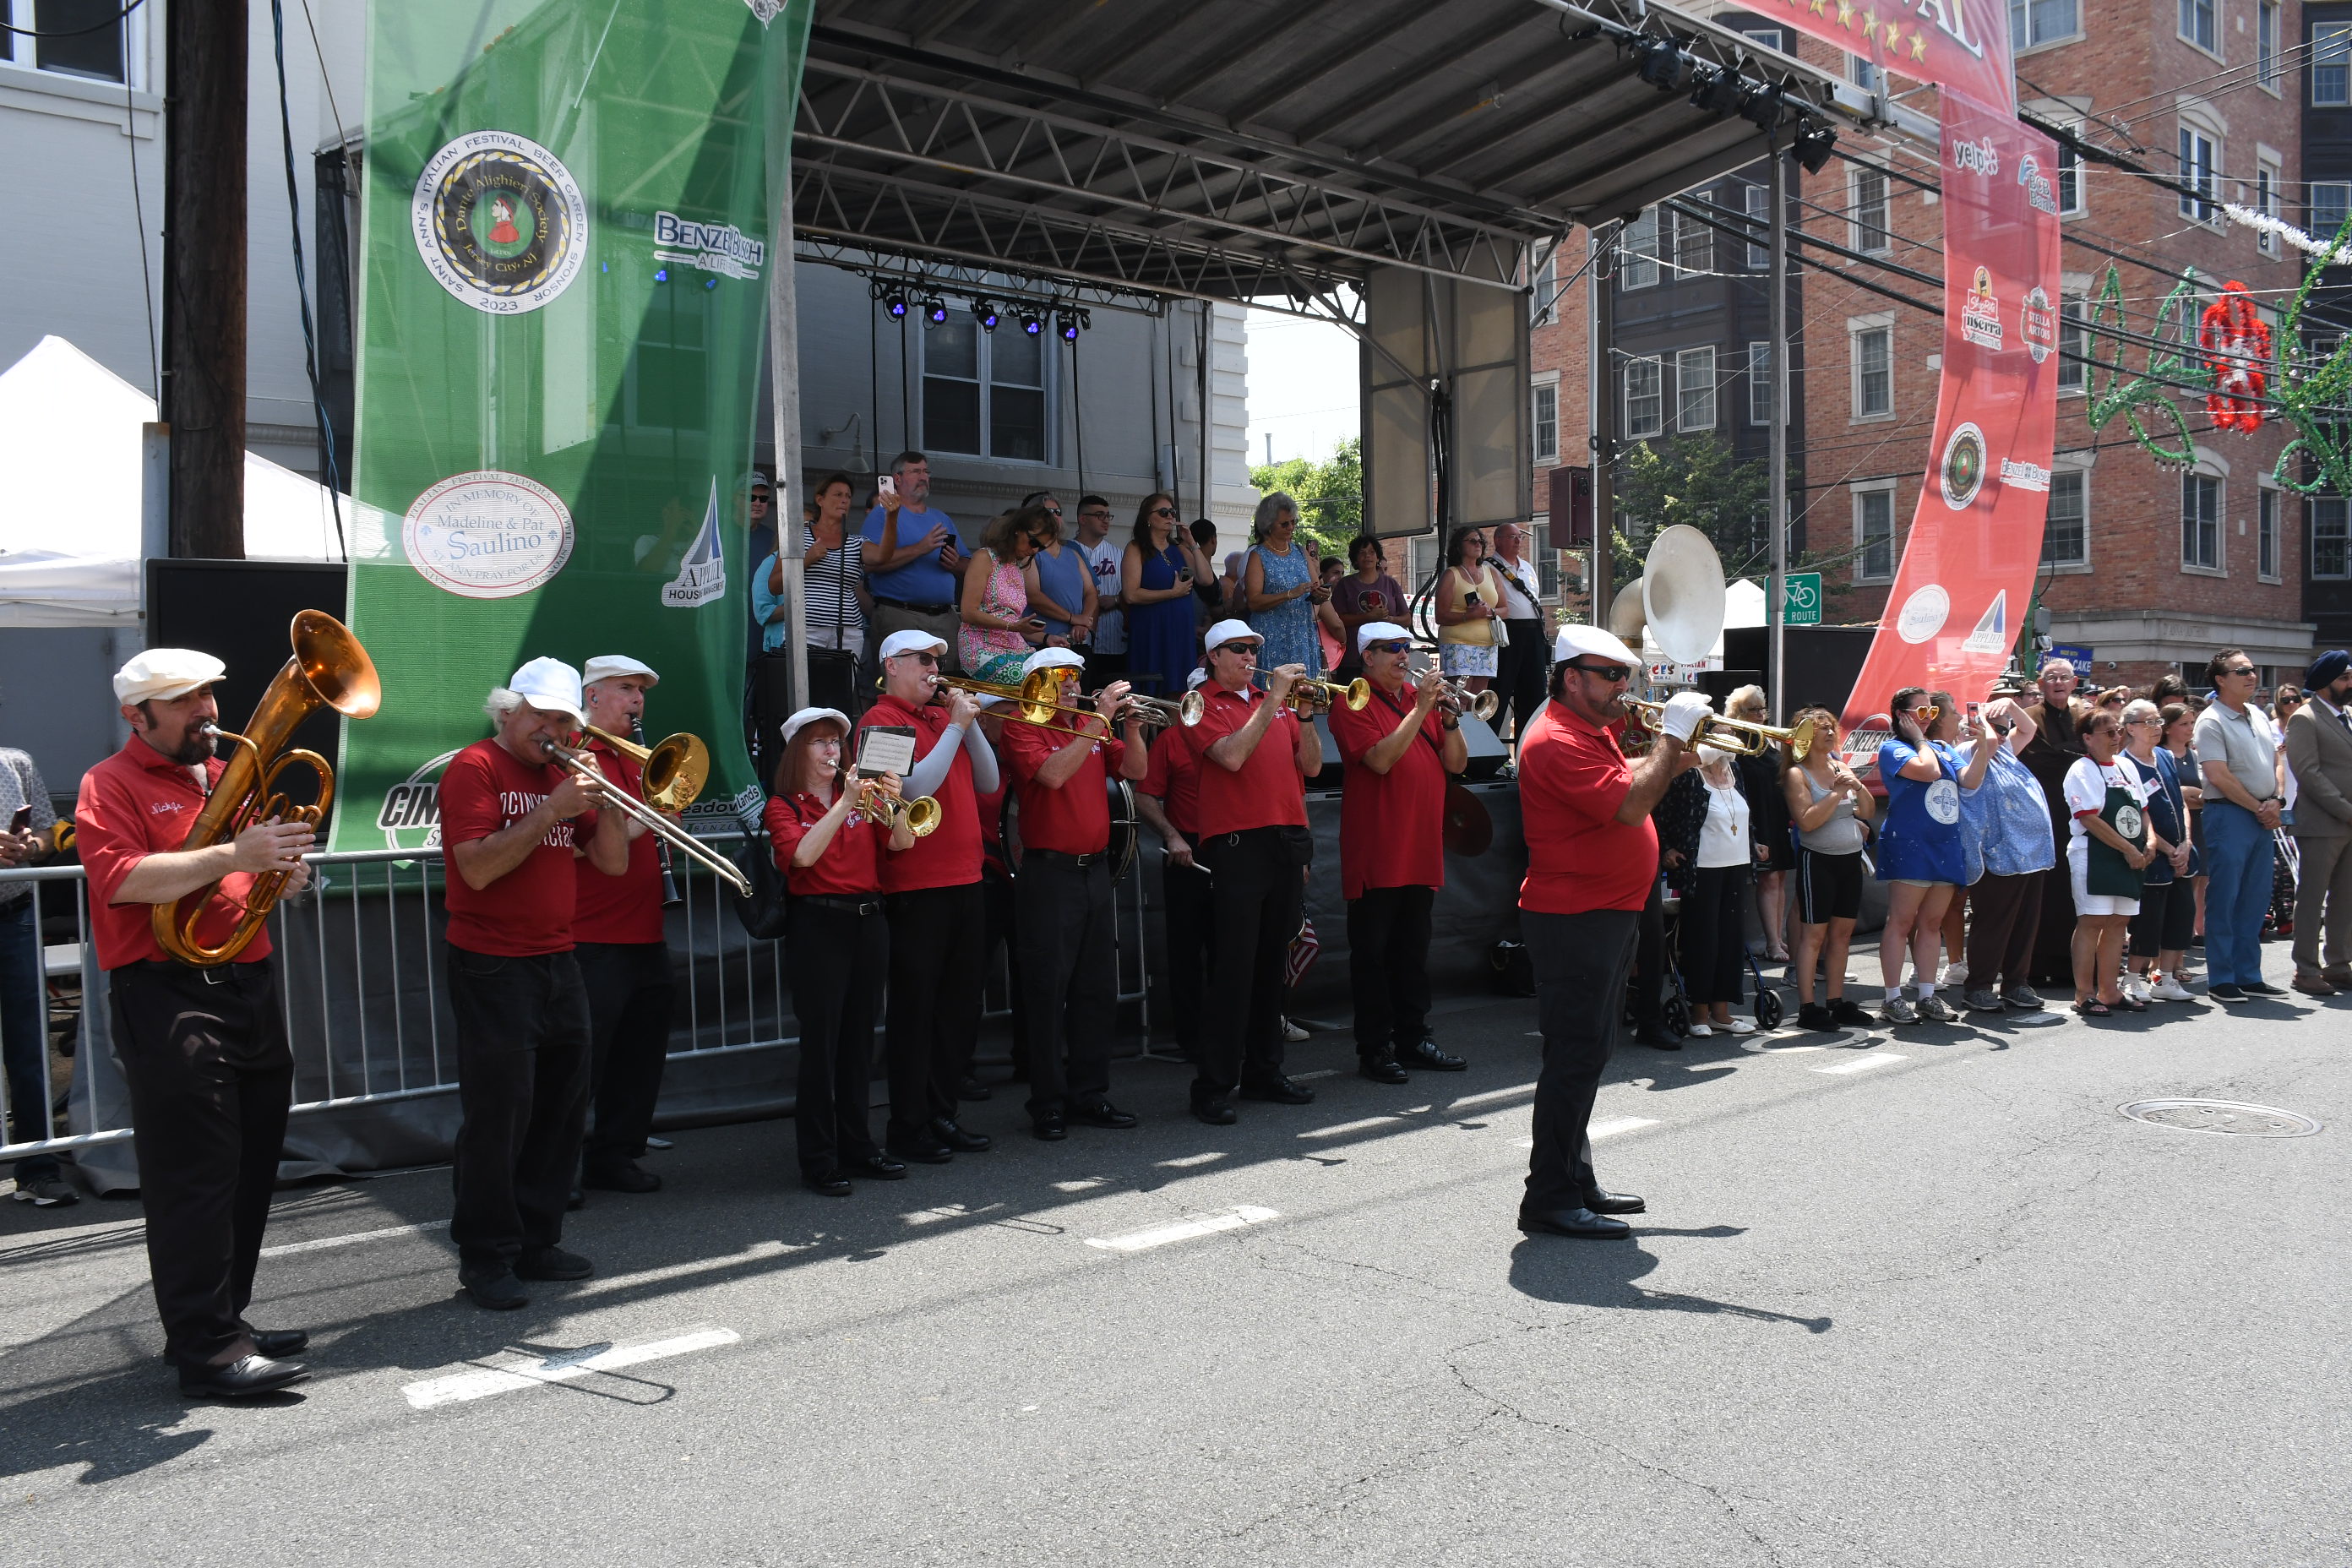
[1782,572,1823,628]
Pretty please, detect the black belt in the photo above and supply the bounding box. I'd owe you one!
[1208,825,1286,847]
[1026,847,1108,868]
[130,957,255,987]
[874,596,955,614]
[798,893,884,916]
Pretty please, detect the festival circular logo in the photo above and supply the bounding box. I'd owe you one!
[2115,803,2145,841]
[1896,583,1950,645]
[2022,286,2057,364]
[1925,778,1962,825]
[411,130,587,314]
[1941,421,1987,511]
[402,471,574,599]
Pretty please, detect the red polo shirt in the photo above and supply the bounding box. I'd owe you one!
[1179,683,1308,836]
[439,738,597,956]
[1003,713,1127,856]
[859,695,980,892]
[571,739,664,945]
[765,791,886,897]
[1517,699,1658,915]
[1329,686,1448,899]
[76,737,273,970]
[1140,724,1201,837]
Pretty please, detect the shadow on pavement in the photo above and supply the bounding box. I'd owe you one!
[1505,1235,1833,1333]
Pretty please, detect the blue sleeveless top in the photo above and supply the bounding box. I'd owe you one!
[1874,738,1968,885]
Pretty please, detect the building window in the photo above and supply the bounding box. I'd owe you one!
[1744,183,1771,268]
[2056,138,2084,215]
[1850,165,1890,254]
[1741,27,1784,48]
[1620,210,1660,290]
[1675,203,1712,276]
[1533,379,1560,464]
[1849,52,1881,91]
[923,308,1047,461]
[2260,487,2281,580]
[2179,0,2218,53]
[1748,340,1776,426]
[2182,472,2223,571]
[2318,23,2352,105]
[1854,487,1896,583]
[2057,297,2088,393]
[1624,355,1663,438]
[2255,161,2279,255]
[2314,182,2351,241]
[1676,346,1717,432]
[1853,325,1893,417]
[2314,497,2351,578]
[1533,250,1559,326]
[3,0,134,80]
[2010,0,2079,47]
[2043,471,2088,567]
[2259,0,2281,86]
[2177,127,2218,224]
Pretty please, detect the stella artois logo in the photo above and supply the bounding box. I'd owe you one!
[2021,286,2057,364]
[412,130,588,315]
[1941,421,1987,511]
[1960,264,2003,351]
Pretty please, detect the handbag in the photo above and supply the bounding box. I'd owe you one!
[728,824,792,941]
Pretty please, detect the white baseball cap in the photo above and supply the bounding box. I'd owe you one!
[879,629,949,661]
[1356,620,1411,652]
[780,706,850,745]
[1203,618,1260,652]
[1021,647,1086,678]
[1552,623,1640,667]
[582,654,659,689]
[113,648,226,705]
[509,656,587,724]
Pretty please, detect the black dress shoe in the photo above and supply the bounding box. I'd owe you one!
[1358,1054,1410,1085]
[803,1172,853,1197]
[851,1153,909,1180]
[1070,1100,1138,1129]
[1239,1075,1315,1105]
[515,1245,594,1282]
[1517,1206,1633,1240]
[1583,1191,1647,1215]
[1192,1096,1238,1125]
[566,1188,586,1211]
[885,1135,953,1164]
[582,1162,662,1194]
[2241,981,2287,997]
[956,1074,992,1102]
[180,1354,309,1399]
[251,1329,309,1358]
[460,1270,530,1310]
[930,1117,993,1153]
[1032,1111,1068,1141]
[1396,1037,1467,1071]
[1632,1028,1682,1050]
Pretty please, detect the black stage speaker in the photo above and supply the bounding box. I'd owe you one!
[1722,625,1878,716]
[144,559,351,800]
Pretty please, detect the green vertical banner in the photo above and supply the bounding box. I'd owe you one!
[335,0,812,851]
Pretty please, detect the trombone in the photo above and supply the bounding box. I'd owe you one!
[857,781,941,837]
[581,725,710,811]
[539,738,753,896]
[1621,697,1816,760]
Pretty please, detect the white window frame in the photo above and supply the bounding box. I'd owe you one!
[2258,0,2282,91]
[1675,200,1712,277]
[1620,210,1660,291]
[1853,483,1897,585]
[918,303,1054,465]
[1850,316,1895,422]
[2258,483,2283,581]
[1532,373,1560,464]
[2178,0,2220,57]
[1849,163,1891,255]
[2320,21,2352,106]
[2056,296,2089,395]
[1744,182,1771,269]
[1623,354,1664,438]
[1848,52,1881,92]
[1675,346,1718,433]
[2177,122,2220,227]
[2042,466,2090,571]
[1741,27,1785,50]
[0,0,150,86]
[2313,181,2351,242]
[2181,470,2225,575]
[2056,133,2086,216]
[2010,0,2083,51]
[2312,495,2352,580]
[2256,155,2280,255]
[1533,249,1559,326]
[1748,340,1776,427]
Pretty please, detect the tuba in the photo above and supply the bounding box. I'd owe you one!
[152,611,382,966]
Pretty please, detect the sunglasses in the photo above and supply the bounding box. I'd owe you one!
[2223,666,2257,677]
[898,651,941,667]
[1218,641,1263,656]
[1571,662,1632,682]
[1908,705,1940,719]
[1152,506,1178,519]
[749,494,771,504]
[1364,640,1409,655]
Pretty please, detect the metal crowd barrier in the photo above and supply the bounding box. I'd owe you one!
[0,833,1154,1165]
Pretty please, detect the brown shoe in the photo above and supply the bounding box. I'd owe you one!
[2324,965,2352,989]
[2291,971,2338,997]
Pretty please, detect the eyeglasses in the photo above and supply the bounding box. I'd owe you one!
[2123,716,2159,727]
[1571,662,1632,682]
[1364,640,1409,656]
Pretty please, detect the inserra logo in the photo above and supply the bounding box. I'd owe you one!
[1960,265,2003,351]
[412,130,587,315]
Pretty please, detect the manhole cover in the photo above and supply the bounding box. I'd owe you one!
[2119,1099,2322,1137]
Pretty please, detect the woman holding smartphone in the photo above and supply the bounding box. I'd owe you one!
[1121,492,1213,697]
[1241,492,1326,677]
[1434,527,1505,698]
[958,504,1052,683]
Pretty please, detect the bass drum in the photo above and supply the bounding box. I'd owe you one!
[1000,777,1139,883]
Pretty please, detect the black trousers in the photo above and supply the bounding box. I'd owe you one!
[576,940,674,1174]
[1629,874,1667,1028]
[1680,863,1748,1006]
[1193,827,1301,1101]
[110,959,292,1368]
[2129,878,2197,958]
[447,947,591,1273]
[1161,854,1213,1054]
[1498,618,1549,742]
[884,882,985,1141]
[1965,870,2044,990]
[1347,885,1435,1057]
[972,866,1027,1072]
[787,899,886,1178]
[1015,853,1116,1116]
[1523,908,1639,1213]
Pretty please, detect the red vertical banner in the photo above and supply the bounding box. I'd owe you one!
[1838,92,2061,729]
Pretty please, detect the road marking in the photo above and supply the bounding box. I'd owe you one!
[1292,1069,1338,1081]
[1513,1115,1658,1149]
[1053,1178,1110,1192]
[402,1326,739,1411]
[1747,1042,1827,1054]
[1299,1115,1403,1140]
[1085,1206,1279,1253]
[260,1220,449,1259]
[1156,1152,1224,1168]
[1813,1053,1907,1075]
[1448,1081,1538,1111]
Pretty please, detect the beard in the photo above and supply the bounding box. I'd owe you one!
[161,726,217,766]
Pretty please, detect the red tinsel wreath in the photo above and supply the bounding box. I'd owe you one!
[2199,280,2270,433]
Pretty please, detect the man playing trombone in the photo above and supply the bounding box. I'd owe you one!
[1001,649,1147,1140]
[1327,623,1469,1083]
[440,657,628,1309]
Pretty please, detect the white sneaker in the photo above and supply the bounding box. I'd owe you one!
[1723,1016,1757,1034]
[1280,1017,1309,1042]
[1942,961,1969,988]
[1686,1023,1714,1037]
[2152,976,2195,1002]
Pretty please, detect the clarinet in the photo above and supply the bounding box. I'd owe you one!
[637,717,684,906]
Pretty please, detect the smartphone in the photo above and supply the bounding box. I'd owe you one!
[1464,591,1482,607]
[8,806,30,834]
[877,474,897,498]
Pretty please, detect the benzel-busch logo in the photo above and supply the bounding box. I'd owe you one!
[2017,154,2061,216]
[1952,137,2000,178]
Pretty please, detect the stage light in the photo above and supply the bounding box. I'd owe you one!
[923,296,950,326]
[1019,308,1045,336]
[1635,37,1687,91]
[654,268,669,283]
[1057,308,1086,341]
[1687,67,1739,114]
[1740,83,1785,131]
[972,297,1000,331]
[884,289,908,318]
[1794,120,1838,174]
[705,278,718,291]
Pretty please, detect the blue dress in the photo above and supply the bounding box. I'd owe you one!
[1246,541,1323,677]
[1125,538,1197,696]
[1874,738,1968,885]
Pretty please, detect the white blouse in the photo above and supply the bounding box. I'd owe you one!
[1697,770,1751,869]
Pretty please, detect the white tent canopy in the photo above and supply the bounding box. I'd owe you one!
[0,336,345,627]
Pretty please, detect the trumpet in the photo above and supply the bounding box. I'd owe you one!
[1437,680,1500,722]
[540,739,753,896]
[1250,672,1370,716]
[858,781,941,837]
[1621,697,1816,760]
[581,724,710,811]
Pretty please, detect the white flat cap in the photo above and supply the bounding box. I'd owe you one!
[1021,647,1086,678]
[1552,623,1640,667]
[780,706,850,745]
[113,648,226,705]
[1203,618,1259,652]
[879,629,948,661]
[1356,620,1411,652]
[582,655,659,689]
[509,656,587,725]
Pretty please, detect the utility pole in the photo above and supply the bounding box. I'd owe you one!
[162,0,249,559]
[1767,139,1790,725]
[1587,221,1618,631]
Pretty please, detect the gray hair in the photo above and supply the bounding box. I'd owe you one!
[2121,697,2162,727]
[484,688,527,721]
[1252,492,1298,541]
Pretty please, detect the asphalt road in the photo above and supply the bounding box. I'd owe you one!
[2,945,2345,1567]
